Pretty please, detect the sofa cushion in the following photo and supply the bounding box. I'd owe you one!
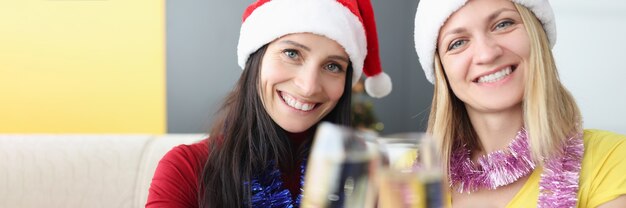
[0,134,203,208]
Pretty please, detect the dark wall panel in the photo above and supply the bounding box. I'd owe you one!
[166,0,433,135]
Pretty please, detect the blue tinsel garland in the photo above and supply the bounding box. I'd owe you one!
[248,160,306,208]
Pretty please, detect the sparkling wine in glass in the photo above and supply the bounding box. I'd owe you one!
[376,132,444,208]
[301,122,378,208]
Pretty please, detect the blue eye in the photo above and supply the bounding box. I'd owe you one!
[283,49,299,59]
[448,40,467,51]
[495,20,514,30]
[325,63,344,73]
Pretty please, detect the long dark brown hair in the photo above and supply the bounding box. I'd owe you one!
[199,45,353,207]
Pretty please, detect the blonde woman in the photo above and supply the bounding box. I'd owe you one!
[413,0,626,207]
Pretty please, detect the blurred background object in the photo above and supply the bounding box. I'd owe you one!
[352,78,385,132]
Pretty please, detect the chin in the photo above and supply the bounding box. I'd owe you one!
[278,122,314,133]
[480,101,523,113]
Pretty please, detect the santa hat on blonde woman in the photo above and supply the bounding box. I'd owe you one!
[414,0,557,84]
[237,0,392,98]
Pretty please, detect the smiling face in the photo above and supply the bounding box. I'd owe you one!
[437,0,530,115]
[259,33,349,133]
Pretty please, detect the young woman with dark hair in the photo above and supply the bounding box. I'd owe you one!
[199,36,354,207]
[146,0,392,207]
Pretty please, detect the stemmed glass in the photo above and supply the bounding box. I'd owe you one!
[301,122,379,208]
[300,123,444,208]
[376,132,444,208]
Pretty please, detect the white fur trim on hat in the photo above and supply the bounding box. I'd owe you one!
[414,0,557,84]
[237,0,367,87]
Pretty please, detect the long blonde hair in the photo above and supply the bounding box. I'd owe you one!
[427,3,582,175]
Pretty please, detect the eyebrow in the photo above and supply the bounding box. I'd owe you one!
[487,8,517,23]
[279,40,311,51]
[328,55,350,64]
[441,8,518,39]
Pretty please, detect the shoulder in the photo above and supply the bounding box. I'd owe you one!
[153,138,210,182]
[581,129,626,173]
[146,138,210,207]
[582,129,626,155]
[162,139,210,166]
[579,129,626,207]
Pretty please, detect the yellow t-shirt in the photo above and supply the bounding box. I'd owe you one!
[506,129,626,207]
[393,130,626,207]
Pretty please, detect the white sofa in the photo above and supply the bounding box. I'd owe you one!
[0,134,205,208]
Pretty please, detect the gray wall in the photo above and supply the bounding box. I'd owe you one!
[166,0,432,135]
[370,0,432,134]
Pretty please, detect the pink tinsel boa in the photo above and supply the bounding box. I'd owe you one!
[450,128,584,208]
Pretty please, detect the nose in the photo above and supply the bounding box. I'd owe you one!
[473,35,503,65]
[293,64,323,96]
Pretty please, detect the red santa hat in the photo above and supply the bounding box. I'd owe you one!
[414,0,557,84]
[237,0,392,98]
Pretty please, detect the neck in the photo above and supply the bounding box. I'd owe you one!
[466,104,524,155]
[286,128,313,147]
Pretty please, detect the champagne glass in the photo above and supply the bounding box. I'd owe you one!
[376,132,444,208]
[301,122,379,208]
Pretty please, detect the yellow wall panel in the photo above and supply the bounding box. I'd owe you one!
[0,0,165,133]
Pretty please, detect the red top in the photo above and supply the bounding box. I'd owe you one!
[146,133,309,207]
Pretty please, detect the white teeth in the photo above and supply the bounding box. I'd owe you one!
[281,93,315,111]
[477,67,512,83]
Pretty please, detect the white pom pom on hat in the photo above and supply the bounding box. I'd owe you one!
[237,0,392,98]
[413,0,557,84]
